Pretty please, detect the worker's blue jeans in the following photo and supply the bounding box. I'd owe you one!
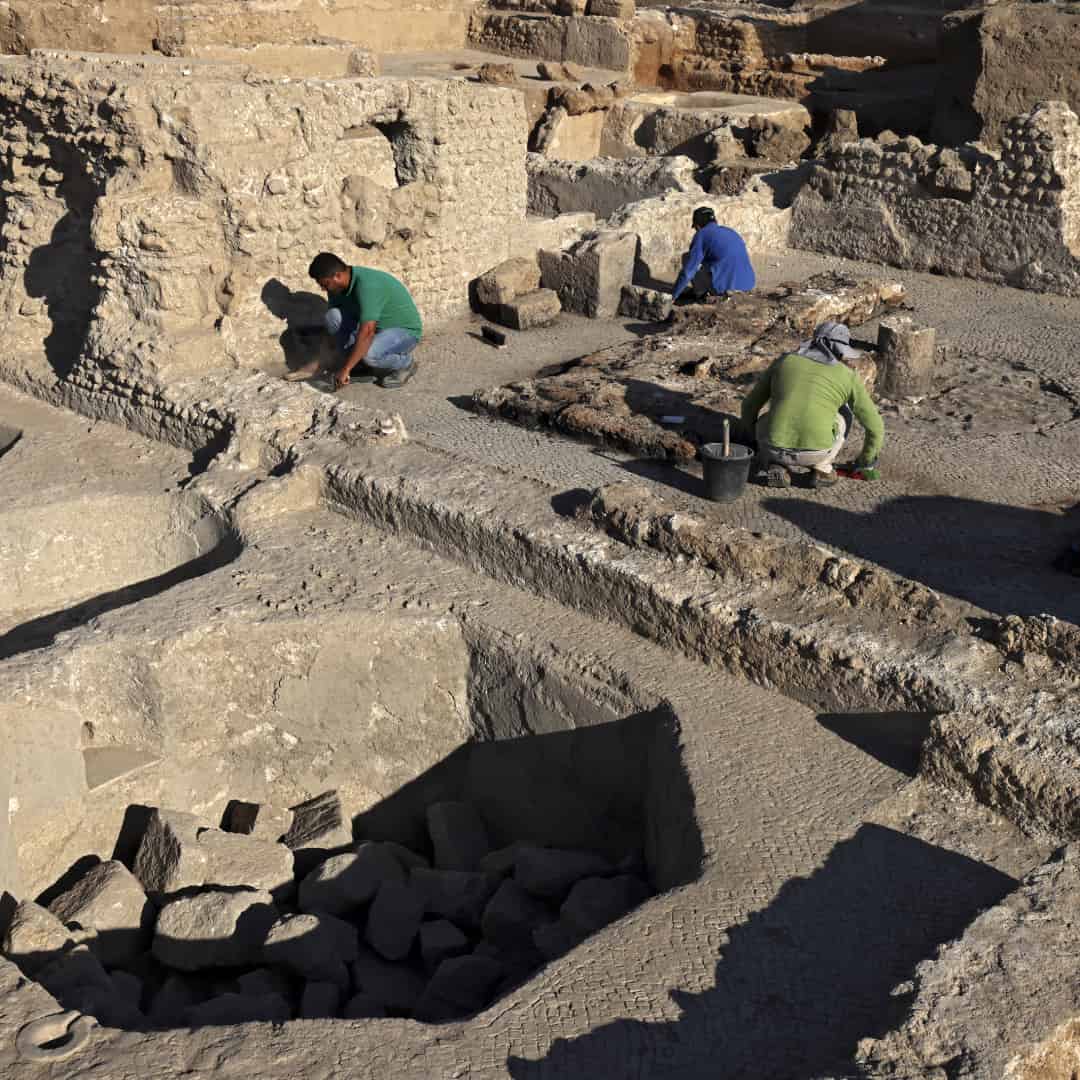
[324,309,418,371]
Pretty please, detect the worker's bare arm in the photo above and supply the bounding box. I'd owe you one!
[336,321,378,388]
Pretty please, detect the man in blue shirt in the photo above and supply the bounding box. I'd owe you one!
[671,207,756,303]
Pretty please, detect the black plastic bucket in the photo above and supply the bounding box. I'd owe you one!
[701,442,752,502]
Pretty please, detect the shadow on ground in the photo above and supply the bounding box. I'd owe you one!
[507,824,1016,1079]
[817,712,936,777]
[764,494,1080,621]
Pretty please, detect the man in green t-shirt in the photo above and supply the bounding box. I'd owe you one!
[740,321,884,489]
[286,253,424,389]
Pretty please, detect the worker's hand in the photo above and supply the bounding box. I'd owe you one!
[333,367,351,390]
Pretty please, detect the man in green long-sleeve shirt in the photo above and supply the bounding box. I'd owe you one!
[740,321,884,489]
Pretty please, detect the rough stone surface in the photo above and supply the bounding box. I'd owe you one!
[226,801,294,842]
[186,992,291,1026]
[148,973,206,1026]
[262,913,358,988]
[198,829,295,901]
[618,284,672,321]
[300,980,342,1019]
[414,954,506,1022]
[482,879,555,947]
[514,846,613,899]
[134,809,209,898]
[411,868,499,929]
[48,860,153,966]
[342,991,387,1019]
[475,257,542,308]
[539,231,637,318]
[351,946,427,1012]
[282,792,353,852]
[877,316,936,399]
[153,889,276,971]
[560,874,651,939]
[1,900,80,976]
[496,288,563,330]
[299,845,406,916]
[365,881,424,961]
[427,802,492,872]
[419,919,471,971]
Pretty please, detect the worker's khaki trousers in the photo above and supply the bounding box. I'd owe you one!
[755,415,846,475]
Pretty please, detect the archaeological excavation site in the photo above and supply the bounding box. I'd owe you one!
[0,0,1079,1075]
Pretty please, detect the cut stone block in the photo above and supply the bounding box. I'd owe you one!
[186,992,291,1026]
[134,809,209,899]
[198,829,295,901]
[283,791,352,851]
[365,881,424,961]
[153,888,277,971]
[420,919,471,972]
[414,955,506,1023]
[560,874,651,938]
[351,946,427,1013]
[532,919,582,961]
[618,284,672,322]
[236,967,292,998]
[496,289,562,331]
[300,980,342,1019]
[587,0,634,16]
[2,899,80,976]
[48,860,153,967]
[226,801,295,842]
[382,841,431,872]
[35,944,113,999]
[148,973,207,1026]
[475,256,541,307]
[539,231,637,318]
[482,880,556,948]
[111,970,143,1010]
[411,868,499,929]
[515,846,614,899]
[263,912,358,988]
[342,992,387,1019]
[479,845,525,879]
[878,315,936,399]
[427,802,492,872]
[299,843,405,916]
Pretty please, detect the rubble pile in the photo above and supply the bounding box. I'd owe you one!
[1,793,653,1028]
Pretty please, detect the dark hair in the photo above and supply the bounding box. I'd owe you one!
[691,206,716,229]
[308,252,348,280]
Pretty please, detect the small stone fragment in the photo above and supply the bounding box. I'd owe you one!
[560,875,651,938]
[263,913,358,988]
[419,919,470,972]
[300,980,342,1019]
[496,289,562,331]
[411,868,498,929]
[414,955,505,1022]
[186,992,291,1026]
[342,991,387,1019]
[133,809,209,898]
[226,801,294,842]
[299,843,405,916]
[618,284,672,322]
[351,946,427,1012]
[427,802,492,872]
[153,888,277,971]
[482,880,555,948]
[283,791,352,851]
[2,900,80,976]
[515,847,613,900]
[198,829,295,901]
[49,860,153,966]
[365,881,424,961]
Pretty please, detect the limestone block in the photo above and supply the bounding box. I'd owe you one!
[342,992,387,1019]
[537,62,584,82]
[226,801,294,842]
[560,874,651,938]
[342,174,391,248]
[539,231,636,318]
[514,846,614,898]
[540,109,606,161]
[411,868,499,929]
[347,48,380,77]
[351,945,427,1012]
[618,284,672,322]
[2,900,80,976]
[263,912,358,988]
[186,992,292,1025]
[153,889,277,971]
[133,808,209,898]
[48,860,153,966]
[475,257,542,307]
[365,880,424,961]
[299,844,406,916]
[556,0,588,13]
[482,880,555,947]
[198,829,295,902]
[878,315,936,399]
[588,0,634,19]
[476,62,518,85]
[413,954,506,1022]
[496,289,563,330]
[419,919,471,971]
[300,980,343,1019]
[427,802,492,872]
[283,791,352,851]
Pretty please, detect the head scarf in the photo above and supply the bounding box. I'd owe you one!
[797,320,860,366]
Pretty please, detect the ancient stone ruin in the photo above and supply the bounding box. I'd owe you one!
[0,0,1078,1077]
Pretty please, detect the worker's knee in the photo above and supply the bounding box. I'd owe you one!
[324,308,343,335]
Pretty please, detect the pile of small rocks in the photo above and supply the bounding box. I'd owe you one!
[1,793,653,1027]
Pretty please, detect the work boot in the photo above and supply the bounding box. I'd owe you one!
[378,361,418,389]
[350,363,379,383]
[808,469,838,490]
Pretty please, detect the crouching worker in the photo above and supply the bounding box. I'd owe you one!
[286,253,423,389]
[740,321,884,489]
[671,207,756,304]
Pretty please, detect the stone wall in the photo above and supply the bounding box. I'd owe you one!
[0,0,479,56]
[791,101,1080,297]
[0,54,528,398]
[468,12,633,70]
[934,3,1080,148]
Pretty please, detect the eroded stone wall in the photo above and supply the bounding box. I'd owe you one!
[0,54,528,399]
[791,101,1080,296]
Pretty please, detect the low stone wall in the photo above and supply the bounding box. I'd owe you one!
[468,11,633,71]
[791,101,1080,297]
